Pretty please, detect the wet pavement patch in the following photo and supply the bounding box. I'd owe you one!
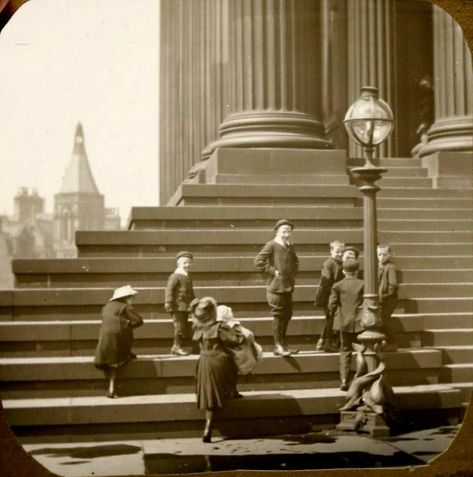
[144,451,424,474]
[29,444,141,460]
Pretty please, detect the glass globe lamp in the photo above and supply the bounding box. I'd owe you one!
[344,86,394,166]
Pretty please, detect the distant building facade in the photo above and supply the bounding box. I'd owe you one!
[1,123,121,265]
[0,187,54,259]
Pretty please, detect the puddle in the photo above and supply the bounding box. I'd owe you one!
[144,451,424,474]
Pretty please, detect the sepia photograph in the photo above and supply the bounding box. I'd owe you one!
[0,0,472,476]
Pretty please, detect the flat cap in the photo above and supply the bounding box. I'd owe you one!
[176,251,194,261]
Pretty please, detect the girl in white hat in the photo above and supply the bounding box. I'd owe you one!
[94,285,144,398]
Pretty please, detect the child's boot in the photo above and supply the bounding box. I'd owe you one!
[273,319,290,357]
[171,333,189,356]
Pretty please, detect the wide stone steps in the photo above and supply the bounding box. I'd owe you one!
[2,313,464,357]
[128,206,362,230]
[74,230,473,258]
[0,350,444,399]
[11,254,473,287]
[126,206,473,231]
[2,286,472,321]
[179,183,473,199]
[438,346,473,364]
[2,385,463,432]
[378,208,473,219]
[128,205,471,230]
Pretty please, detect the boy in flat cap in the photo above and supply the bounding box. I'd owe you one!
[164,251,196,356]
[255,219,299,356]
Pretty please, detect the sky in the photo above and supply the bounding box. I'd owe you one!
[0,0,159,225]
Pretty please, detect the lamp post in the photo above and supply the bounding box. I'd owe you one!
[337,86,395,437]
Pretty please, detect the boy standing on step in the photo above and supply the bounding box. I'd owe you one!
[377,244,399,351]
[255,219,299,357]
[314,240,345,352]
[165,251,196,356]
[328,259,364,391]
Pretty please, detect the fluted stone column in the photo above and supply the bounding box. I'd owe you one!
[347,0,396,159]
[202,0,332,158]
[417,6,473,188]
[419,6,473,158]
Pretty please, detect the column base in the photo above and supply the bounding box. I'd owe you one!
[337,410,390,438]
[421,151,473,189]
[202,111,333,160]
[418,116,473,158]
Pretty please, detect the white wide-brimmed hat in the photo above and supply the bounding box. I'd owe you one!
[109,285,138,301]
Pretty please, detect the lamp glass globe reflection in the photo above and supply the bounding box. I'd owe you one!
[344,86,394,148]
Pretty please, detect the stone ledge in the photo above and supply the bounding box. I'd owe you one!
[2,385,463,426]
[0,349,443,382]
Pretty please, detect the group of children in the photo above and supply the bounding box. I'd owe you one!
[94,218,400,437]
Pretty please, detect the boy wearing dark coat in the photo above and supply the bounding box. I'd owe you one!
[377,244,399,351]
[314,240,345,352]
[255,219,299,357]
[328,259,364,391]
[165,251,196,356]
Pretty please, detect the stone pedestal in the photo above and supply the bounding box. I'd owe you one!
[337,410,390,438]
[421,152,473,189]
[202,148,350,185]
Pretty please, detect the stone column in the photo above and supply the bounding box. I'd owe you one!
[346,0,396,159]
[202,0,332,158]
[418,6,473,158]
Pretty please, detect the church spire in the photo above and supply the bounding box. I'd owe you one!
[60,123,100,194]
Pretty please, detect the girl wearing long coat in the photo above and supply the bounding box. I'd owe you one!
[94,285,143,398]
[191,297,243,442]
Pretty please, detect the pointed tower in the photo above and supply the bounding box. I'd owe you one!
[53,123,104,258]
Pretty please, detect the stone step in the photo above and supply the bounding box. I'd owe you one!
[406,298,473,314]
[423,328,473,347]
[1,314,460,357]
[378,198,473,209]
[378,188,473,198]
[128,206,362,230]
[74,230,472,258]
[0,349,443,399]
[440,364,473,384]
[2,385,463,429]
[348,157,423,168]
[211,168,428,185]
[377,177,432,188]
[1,285,471,321]
[12,254,473,287]
[378,208,473,219]
[378,220,473,231]
[439,346,473,364]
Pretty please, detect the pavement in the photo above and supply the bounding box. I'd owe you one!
[21,424,460,476]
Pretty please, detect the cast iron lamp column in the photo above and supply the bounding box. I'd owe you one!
[337,86,395,437]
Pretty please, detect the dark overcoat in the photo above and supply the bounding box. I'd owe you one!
[254,240,299,293]
[314,256,344,308]
[165,272,196,312]
[328,276,364,333]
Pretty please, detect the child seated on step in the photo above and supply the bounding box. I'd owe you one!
[377,244,399,351]
[314,240,345,352]
[217,304,263,397]
[164,251,196,356]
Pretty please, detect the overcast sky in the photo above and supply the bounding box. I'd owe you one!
[0,0,159,225]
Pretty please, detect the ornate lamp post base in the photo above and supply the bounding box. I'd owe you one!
[337,410,390,438]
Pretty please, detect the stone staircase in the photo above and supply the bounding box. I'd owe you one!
[1,149,472,441]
